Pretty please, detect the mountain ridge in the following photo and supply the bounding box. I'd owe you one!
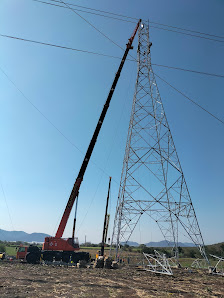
[0,229,50,243]
[121,240,196,247]
[1,230,221,247]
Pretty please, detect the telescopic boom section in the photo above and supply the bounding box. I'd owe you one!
[55,19,141,238]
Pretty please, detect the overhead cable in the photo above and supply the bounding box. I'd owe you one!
[0,66,83,155]
[1,33,224,79]
[152,63,224,79]
[0,179,15,231]
[0,33,122,59]
[57,0,124,52]
[35,0,139,21]
[33,0,224,42]
[33,0,135,24]
[0,66,120,187]
[149,25,224,44]
[58,0,139,64]
[154,72,224,126]
[1,35,223,126]
[148,21,224,40]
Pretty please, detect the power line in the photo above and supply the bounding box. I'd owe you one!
[57,0,141,74]
[58,0,125,52]
[152,63,224,79]
[0,33,123,59]
[33,0,135,24]
[0,68,123,234]
[0,66,122,188]
[34,0,224,93]
[148,21,224,40]
[1,34,223,127]
[154,72,224,126]
[0,179,15,231]
[0,65,84,155]
[36,0,139,21]
[33,0,224,42]
[149,25,224,44]
[1,33,224,79]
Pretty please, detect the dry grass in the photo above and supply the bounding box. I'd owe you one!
[0,261,223,297]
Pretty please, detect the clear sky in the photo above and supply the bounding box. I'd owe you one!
[0,0,223,245]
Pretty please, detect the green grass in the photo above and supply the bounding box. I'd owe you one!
[5,246,17,256]
[80,246,110,250]
[179,258,195,267]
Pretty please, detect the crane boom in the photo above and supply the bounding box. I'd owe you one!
[55,19,141,238]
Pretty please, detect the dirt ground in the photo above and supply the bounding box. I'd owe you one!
[0,262,223,297]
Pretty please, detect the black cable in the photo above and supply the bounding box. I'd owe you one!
[0,33,124,59]
[148,21,224,40]
[33,0,224,83]
[58,0,139,65]
[0,65,84,155]
[33,2,224,126]
[1,34,224,142]
[154,72,224,126]
[58,0,125,52]
[0,66,121,188]
[149,25,224,44]
[1,33,224,79]
[0,179,15,231]
[33,0,224,41]
[42,0,139,21]
[33,0,136,24]
[152,63,224,79]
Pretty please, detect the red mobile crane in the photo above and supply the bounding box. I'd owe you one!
[24,20,141,264]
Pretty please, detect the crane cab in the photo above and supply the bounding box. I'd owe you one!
[43,236,80,252]
[16,245,28,260]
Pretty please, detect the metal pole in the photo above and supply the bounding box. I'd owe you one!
[72,193,79,241]
[100,177,112,256]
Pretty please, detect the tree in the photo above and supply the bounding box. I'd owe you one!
[143,247,154,254]
[178,246,183,253]
[188,249,196,258]
[220,244,224,253]
[137,244,147,253]
[123,244,129,251]
[0,243,6,252]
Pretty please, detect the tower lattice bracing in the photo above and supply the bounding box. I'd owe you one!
[111,22,208,262]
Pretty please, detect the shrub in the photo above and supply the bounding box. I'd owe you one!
[0,243,6,252]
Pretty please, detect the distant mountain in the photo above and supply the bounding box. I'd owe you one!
[145,240,196,247]
[0,229,50,243]
[121,240,196,247]
[120,241,139,247]
[0,229,200,247]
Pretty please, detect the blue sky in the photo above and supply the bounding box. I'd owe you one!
[0,0,223,245]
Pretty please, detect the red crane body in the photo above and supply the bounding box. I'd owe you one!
[42,20,141,255]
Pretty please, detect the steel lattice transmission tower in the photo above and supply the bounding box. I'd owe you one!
[111,22,208,262]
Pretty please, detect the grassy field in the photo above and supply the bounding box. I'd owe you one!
[5,246,17,256]
[5,245,41,257]
[4,245,221,268]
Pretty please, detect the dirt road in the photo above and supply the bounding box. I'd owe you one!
[0,262,223,297]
